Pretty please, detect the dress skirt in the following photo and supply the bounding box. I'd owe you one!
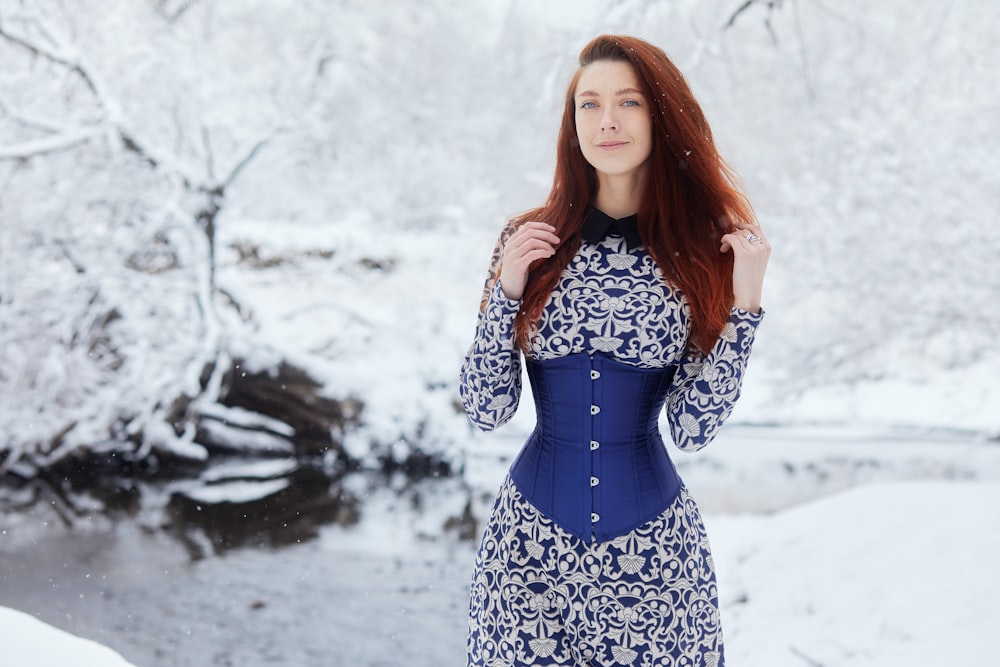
[468,476,724,667]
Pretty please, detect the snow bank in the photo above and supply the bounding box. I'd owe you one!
[0,606,136,667]
[708,480,1000,666]
[0,481,1000,667]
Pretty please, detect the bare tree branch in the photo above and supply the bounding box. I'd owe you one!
[792,0,816,101]
[201,125,215,181]
[222,135,272,191]
[725,0,785,41]
[725,0,757,28]
[789,645,826,667]
[0,98,75,134]
[0,16,198,180]
[147,0,206,24]
[0,128,100,159]
[0,19,99,99]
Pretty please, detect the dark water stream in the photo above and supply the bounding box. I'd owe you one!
[0,472,478,666]
[6,427,996,665]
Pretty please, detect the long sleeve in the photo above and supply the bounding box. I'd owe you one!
[459,223,524,431]
[665,306,763,452]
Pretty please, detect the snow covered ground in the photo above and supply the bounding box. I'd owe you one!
[710,480,1000,666]
[2,607,136,667]
[3,428,999,666]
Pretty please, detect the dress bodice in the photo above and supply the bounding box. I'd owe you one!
[460,219,763,542]
[527,231,688,366]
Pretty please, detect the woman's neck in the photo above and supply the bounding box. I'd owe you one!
[593,168,648,219]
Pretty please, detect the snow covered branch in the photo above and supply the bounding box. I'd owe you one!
[0,3,354,481]
[0,16,98,97]
[0,128,100,159]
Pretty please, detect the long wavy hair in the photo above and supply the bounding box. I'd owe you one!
[511,34,754,355]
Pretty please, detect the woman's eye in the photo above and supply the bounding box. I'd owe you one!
[622,99,640,107]
[580,101,597,109]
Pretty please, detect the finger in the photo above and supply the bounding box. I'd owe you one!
[510,235,558,254]
[740,223,768,243]
[519,240,558,260]
[523,248,557,265]
[514,221,559,238]
[733,222,766,239]
[510,227,560,248]
[519,220,556,231]
[508,233,560,257]
[734,229,767,248]
[724,233,769,257]
[720,231,749,251]
[505,240,557,268]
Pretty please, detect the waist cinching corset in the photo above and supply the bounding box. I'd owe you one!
[508,352,682,543]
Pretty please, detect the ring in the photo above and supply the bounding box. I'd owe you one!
[746,233,761,243]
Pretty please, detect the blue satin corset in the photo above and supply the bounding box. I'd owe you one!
[460,228,763,543]
[509,353,681,542]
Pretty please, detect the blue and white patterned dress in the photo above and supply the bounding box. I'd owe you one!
[460,211,762,667]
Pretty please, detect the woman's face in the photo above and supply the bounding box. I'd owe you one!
[574,60,653,182]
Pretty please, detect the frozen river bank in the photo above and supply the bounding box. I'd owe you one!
[3,426,999,666]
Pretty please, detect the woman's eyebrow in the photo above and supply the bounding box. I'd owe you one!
[575,87,645,98]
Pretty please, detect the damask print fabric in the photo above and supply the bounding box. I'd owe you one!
[459,233,762,450]
[460,221,761,666]
[468,477,723,667]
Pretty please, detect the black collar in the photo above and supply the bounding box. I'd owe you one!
[580,207,642,250]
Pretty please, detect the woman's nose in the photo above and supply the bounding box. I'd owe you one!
[600,110,619,132]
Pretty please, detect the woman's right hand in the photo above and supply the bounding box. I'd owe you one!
[499,222,561,300]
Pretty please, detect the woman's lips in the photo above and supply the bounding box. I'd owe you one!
[596,141,628,150]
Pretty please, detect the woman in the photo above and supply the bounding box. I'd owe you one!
[460,34,769,667]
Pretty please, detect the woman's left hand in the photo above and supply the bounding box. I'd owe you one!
[720,222,771,314]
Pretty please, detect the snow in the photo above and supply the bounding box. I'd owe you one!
[173,477,291,505]
[2,0,999,663]
[3,0,998,473]
[196,404,296,437]
[197,458,298,483]
[1,606,137,667]
[195,419,295,455]
[708,481,1000,666]
[4,438,999,664]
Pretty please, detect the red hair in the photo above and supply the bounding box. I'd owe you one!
[511,34,754,355]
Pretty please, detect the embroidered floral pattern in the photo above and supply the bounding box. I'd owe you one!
[468,478,724,666]
[461,231,761,666]
[459,235,761,450]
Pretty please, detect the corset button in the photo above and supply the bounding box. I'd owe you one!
[590,476,599,487]
[590,440,600,450]
[591,512,600,523]
[590,370,601,380]
[590,405,600,415]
